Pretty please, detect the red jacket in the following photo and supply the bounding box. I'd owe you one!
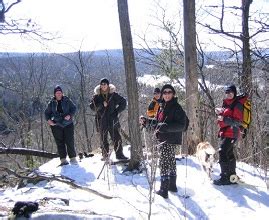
[218,97,244,139]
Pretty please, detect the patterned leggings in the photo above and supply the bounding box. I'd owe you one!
[159,143,177,177]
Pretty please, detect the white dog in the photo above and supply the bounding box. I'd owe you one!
[196,141,216,180]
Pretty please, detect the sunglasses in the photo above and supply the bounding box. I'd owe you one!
[162,90,173,95]
[225,90,233,94]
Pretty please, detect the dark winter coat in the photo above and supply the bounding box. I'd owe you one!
[218,98,243,139]
[89,84,126,131]
[155,97,186,144]
[44,96,76,127]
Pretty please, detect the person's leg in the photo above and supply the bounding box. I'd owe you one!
[167,144,177,192]
[226,139,237,175]
[109,127,127,159]
[100,127,109,159]
[214,138,236,185]
[64,123,78,164]
[157,143,170,198]
[51,126,68,165]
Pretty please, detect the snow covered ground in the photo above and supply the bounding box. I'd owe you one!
[1,146,268,219]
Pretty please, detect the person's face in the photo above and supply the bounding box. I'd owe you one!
[225,90,235,99]
[100,83,109,92]
[154,92,161,100]
[55,91,63,100]
[162,90,174,102]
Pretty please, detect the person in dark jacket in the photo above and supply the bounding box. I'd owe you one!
[147,87,161,118]
[45,85,78,166]
[213,84,244,185]
[140,84,186,199]
[90,78,128,160]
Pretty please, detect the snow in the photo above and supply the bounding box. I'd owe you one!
[137,74,223,90]
[1,146,269,219]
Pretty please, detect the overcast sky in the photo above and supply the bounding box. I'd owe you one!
[0,0,268,53]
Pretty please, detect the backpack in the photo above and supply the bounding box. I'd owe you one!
[230,93,251,138]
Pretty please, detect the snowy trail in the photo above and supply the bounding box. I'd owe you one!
[1,146,268,219]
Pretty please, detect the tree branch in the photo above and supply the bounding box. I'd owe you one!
[0,167,114,199]
[0,145,58,158]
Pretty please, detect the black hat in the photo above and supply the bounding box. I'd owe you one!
[54,85,63,94]
[154,88,161,94]
[161,84,176,95]
[224,84,237,96]
[100,78,109,85]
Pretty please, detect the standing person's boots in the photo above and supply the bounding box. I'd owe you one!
[115,145,128,160]
[168,175,178,192]
[156,176,169,199]
[59,158,69,166]
[70,157,78,165]
[213,162,234,185]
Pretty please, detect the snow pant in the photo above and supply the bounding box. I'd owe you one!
[219,137,237,176]
[51,123,76,159]
[159,143,177,177]
[100,126,123,157]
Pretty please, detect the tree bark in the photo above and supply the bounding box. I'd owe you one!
[0,147,58,158]
[183,0,201,154]
[241,0,253,95]
[117,0,143,169]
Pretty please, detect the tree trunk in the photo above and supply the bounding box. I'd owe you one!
[183,0,201,154]
[241,0,253,95]
[117,0,143,169]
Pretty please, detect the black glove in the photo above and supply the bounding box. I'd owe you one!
[157,122,168,132]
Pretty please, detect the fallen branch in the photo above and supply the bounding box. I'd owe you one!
[0,167,114,200]
[0,147,58,158]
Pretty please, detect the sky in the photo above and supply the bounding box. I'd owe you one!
[1,145,268,219]
[0,0,268,53]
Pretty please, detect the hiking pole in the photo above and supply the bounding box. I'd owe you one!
[97,149,113,179]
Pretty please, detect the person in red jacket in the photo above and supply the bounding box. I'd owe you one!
[213,84,244,185]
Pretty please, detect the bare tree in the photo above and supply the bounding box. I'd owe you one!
[183,0,201,154]
[117,0,143,170]
[58,51,93,152]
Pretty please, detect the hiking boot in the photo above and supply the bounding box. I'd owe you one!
[116,153,128,160]
[70,157,78,165]
[156,177,169,199]
[168,176,178,192]
[59,158,69,166]
[213,175,236,185]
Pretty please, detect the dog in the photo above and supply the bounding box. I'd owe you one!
[196,141,216,180]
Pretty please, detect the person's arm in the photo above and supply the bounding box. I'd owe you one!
[223,102,243,127]
[158,105,186,133]
[90,95,103,112]
[113,93,127,114]
[147,101,156,118]
[44,101,56,126]
[68,98,76,117]
[44,101,52,121]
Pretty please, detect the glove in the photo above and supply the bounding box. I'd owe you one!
[157,122,168,132]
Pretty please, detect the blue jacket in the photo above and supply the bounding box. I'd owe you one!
[45,96,76,127]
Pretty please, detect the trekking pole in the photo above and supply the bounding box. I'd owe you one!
[97,149,113,179]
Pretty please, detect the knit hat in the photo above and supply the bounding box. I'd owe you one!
[224,84,237,96]
[154,87,161,94]
[161,84,176,95]
[100,78,109,85]
[54,85,63,94]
